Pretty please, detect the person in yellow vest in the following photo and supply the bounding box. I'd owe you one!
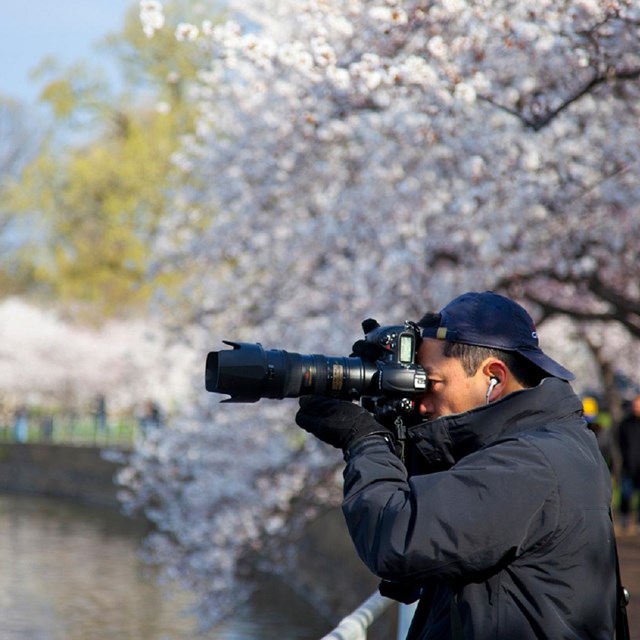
[583,396,614,471]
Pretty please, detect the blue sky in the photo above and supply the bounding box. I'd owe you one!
[1,0,135,104]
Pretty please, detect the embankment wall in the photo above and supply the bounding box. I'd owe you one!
[0,443,122,508]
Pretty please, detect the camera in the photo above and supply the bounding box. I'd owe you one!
[205,319,427,422]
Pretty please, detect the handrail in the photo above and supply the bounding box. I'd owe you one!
[320,591,393,640]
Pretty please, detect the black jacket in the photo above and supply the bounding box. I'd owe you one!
[342,378,616,639]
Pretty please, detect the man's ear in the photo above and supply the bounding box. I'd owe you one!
[481,360,508,402]
[481,359,507,384]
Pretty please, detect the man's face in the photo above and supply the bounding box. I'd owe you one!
[416,338,488,420]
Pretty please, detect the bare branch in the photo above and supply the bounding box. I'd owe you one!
[501,272,640,339]
[479,66,640,131]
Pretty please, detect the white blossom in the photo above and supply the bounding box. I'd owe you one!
[175,22,199,41]
[139,0,165,38]
[120,0,640,627]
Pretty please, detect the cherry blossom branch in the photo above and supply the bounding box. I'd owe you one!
[500,272,640,338]
[479,65,640,131]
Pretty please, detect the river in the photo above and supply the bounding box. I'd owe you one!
[0,493,331,640]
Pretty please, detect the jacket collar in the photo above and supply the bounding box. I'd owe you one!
[407,377,582,468]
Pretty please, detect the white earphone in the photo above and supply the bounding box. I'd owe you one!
[486,377,499,403]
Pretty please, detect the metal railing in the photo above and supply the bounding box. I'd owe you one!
[0,417,138,448]
[321,592,417,640]
[0,409,158,448]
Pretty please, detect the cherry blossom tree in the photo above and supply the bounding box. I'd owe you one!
[0,297,194,412]
[123,0,640,627]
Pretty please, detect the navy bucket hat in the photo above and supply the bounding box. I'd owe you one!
[419,291,575,381]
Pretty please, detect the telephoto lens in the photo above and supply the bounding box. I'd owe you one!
[205,341,378,403]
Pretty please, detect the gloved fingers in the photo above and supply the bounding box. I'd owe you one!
[296,396,336,432]
[361,318,381,333]
[298,395,337,414]
[295,397,355,448]
[296,395,389,450]
[295,403,318,431]
[297,396,363,421]
[350,339,383,361]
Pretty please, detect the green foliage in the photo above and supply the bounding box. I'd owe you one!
[5,1,216,320]
[12,108,183,315]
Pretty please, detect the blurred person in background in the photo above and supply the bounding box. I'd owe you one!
[617,394,640,534]
[583,396,614,472]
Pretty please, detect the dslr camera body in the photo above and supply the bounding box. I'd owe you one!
[205,319,427,427]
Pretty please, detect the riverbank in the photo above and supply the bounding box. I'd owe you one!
[0,442,395,637]
[0,443,124,508]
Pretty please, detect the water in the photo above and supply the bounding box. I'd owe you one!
[0,494,331,640]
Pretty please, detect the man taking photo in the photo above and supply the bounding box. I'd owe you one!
[296,291,618,639]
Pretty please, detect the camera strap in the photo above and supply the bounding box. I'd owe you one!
[393,416,408,463]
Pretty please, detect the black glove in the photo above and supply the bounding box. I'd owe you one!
[350,318,384,361]
[350,338,383,361]
[296,396,390,450]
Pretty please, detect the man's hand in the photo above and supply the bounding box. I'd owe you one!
[295,396,390,450]
[350,318,384,361]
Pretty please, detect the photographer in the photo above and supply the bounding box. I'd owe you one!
[296,291,617,639]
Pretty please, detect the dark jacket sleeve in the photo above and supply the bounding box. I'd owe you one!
[342,435,558,583]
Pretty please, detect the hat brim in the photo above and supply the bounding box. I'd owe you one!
[421,328,576,382]
[517,348,575,382]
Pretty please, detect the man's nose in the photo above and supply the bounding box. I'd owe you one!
[417,395,432,416]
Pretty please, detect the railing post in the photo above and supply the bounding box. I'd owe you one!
[320,591,419,640]
[397,602,418,639]
[321,591,393,640]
